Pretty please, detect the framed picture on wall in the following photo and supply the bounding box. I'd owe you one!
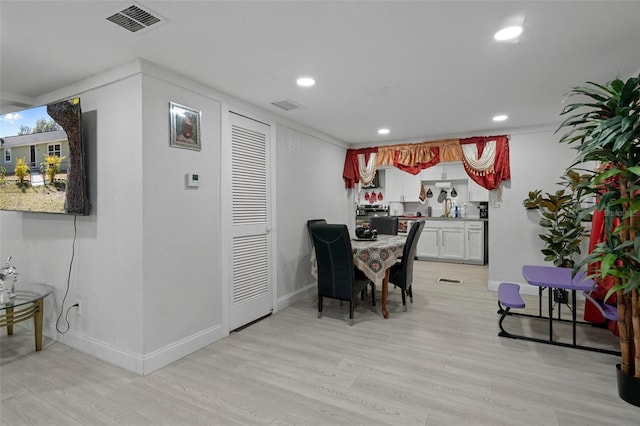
[169,102,201,151]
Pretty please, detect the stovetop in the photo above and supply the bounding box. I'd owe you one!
[357,204,389,211]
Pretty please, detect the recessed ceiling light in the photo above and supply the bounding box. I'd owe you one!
[378,128,390,135]
[296,77,315,87]
[494,26,523,41]
[493,115,508,122]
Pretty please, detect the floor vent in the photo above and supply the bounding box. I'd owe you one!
[271,99,303,111]
[437,278,464,284]
[105,2,164,33]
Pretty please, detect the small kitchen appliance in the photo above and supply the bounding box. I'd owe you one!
[356,204,390,227]
[478,202,489,219]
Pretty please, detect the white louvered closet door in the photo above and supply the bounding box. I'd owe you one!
[228,112,273,331]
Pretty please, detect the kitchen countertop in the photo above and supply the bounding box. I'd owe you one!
[397,215,488,222]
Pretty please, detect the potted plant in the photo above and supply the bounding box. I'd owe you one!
[557,73,640,406]
[523,170,592,304]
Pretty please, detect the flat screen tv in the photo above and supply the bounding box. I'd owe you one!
[0,98,90,215]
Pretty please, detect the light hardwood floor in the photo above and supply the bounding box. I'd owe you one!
[2,261,638,425]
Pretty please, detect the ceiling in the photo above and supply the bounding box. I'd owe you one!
[1,1,639,145]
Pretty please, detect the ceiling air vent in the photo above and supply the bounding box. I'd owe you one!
[271,99,303,112]
[105,3,164,33]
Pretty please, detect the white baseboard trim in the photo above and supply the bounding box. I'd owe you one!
[142,324,223,375]
[276,282,315,312]
[47,323,223,375]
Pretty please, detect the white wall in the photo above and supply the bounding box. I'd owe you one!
[140,73,222,367]
[0,59,354,374]
[275,124,353,309]
[487,127,581,294]
[0,72,147,371]
[0,62,227,374]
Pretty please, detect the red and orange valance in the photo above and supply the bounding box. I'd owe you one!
[342,135,510,190]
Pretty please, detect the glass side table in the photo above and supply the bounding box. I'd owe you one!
[0,282,53,351]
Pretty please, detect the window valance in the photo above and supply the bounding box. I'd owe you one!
[342,135,510,191]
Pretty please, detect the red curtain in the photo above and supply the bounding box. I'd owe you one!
[459,135,511,190]
[393,147,440,175]
[343,136,511,190]
[584,208,619,335]
[342,147,378,189]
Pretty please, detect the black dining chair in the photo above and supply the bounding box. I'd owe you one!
[310,223,375,325]
[308,219,373,302]
[369,216,398,235]
[389,220,425,311]
[306,219,327,245]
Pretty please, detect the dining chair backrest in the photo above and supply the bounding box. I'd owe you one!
[369,216,398,235]
[307,219,327,243]
[401,220,425,285]
[310,224,356,301]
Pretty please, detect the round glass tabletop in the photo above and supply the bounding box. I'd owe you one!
[0,282,54,310]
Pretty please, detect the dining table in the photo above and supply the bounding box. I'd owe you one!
[311,234,406,319]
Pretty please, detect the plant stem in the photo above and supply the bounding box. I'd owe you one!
[633,288,639,378]
[616,175,635,375]
[617,288,633,375]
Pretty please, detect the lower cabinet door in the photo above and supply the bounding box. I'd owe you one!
[417,221,465,260]
[465,222,485,263]
[417,226,439,258]
[440,226,465,260]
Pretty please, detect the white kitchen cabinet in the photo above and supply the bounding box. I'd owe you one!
[442,162,468,180]
[468,179,489,202]
[440,222,465,260]
[384,167,422,202]
[384,168,404,202]
[465,221,486,264]
[417,220,465,261]
[420,162,468,181]
[417,225,439,258]
[420,165,443,181]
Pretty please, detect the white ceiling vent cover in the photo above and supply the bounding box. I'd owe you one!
[105,2,165,33]
[271,99,304,111]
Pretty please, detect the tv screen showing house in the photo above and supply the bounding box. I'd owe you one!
[0,98,90,215]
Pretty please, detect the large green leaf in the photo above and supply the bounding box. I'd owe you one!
[620,115,636,133]
[593,168,621,184]
[540,200,558,212]
[620,76,640,104]
[561,103,606,115]
[624,199,640,215]
[623,274,640,293]
[600,253,618,277]
[610,78,626,93]
[569,83,611,101]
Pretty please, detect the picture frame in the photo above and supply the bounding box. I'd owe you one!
[169,102,201,151]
